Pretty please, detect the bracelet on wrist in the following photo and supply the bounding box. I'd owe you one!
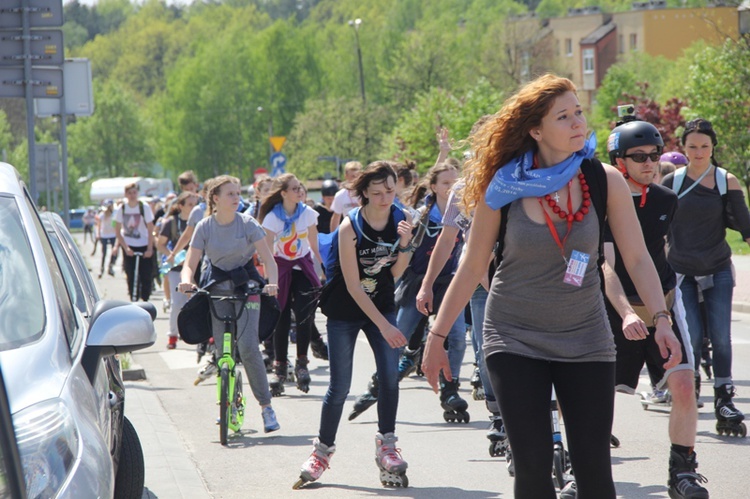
[397,243,413,253]
[429,329,447,339]
[652,310,672,327]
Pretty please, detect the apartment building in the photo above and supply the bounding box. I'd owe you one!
[514,3,740,108]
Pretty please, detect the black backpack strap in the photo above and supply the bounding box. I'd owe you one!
[580,158,608,268]
[488,203,511,282]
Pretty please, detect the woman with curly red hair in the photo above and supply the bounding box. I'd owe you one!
[421,74,681,498]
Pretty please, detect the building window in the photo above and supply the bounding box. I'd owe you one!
[583,48,595,74]
[565,38,573,56]
[619,34,624,53]
[630,33,637,51]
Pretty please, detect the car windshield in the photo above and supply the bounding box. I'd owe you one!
[0,197,45,350]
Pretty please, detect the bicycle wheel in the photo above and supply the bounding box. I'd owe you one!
[553,445,566,489]
[231,370,245,431]
[219,366,230,445]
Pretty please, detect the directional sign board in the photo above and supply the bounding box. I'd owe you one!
[34,143,59,192]
[0,0,63,29]
[270,152,287,177]
[0,29,64,67]
[0,67,62,98]
[36,59,93,117]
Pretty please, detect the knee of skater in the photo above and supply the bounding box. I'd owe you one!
[669,374,697,404]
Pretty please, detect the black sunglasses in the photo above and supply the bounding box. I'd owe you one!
[685,119,713,132]
[623,152,661,163]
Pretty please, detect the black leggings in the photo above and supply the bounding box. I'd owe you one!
[486,353,616,499]
[273,270,317,362]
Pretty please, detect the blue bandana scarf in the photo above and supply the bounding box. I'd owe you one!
[485,133,597,210]
[271,202,305,235]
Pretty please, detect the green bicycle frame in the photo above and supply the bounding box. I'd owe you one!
[217,330,245,432]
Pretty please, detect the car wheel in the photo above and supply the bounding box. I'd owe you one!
[114,416,145,499]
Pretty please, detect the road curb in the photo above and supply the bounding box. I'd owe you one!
[732,301,750,314]
[122,362,147,381]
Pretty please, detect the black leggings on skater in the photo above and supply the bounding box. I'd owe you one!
[486,352,616,499]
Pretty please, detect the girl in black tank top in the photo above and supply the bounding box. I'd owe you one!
[296,161,415,488]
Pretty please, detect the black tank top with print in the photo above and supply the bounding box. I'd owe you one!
[321,211,399,322]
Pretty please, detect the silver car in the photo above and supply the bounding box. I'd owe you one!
[0,163,157,498]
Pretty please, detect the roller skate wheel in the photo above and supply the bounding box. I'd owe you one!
[610,434,620,448]
[380,471,409,488]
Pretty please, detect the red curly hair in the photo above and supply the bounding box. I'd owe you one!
[461,74,578,213]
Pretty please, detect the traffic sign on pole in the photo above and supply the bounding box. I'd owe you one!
[270,152,287,177]
[0,67,62,98]
[269,136,286,152]
[0,29,64,66]
[0,0,63,28]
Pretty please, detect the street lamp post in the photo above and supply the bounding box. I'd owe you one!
[348,18,366,106]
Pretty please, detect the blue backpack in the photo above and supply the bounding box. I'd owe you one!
[318,205,407,281]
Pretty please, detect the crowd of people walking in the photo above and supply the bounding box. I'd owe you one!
[84,72,749,498]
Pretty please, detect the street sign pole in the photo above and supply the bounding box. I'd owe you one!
[60,91,69,227]
[22,0,38,201]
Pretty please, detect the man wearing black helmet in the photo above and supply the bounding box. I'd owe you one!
[315,179,338,234]
[604,118,708,499]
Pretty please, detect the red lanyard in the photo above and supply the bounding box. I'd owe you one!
[537,181,573,261]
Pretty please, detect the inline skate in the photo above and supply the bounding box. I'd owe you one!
[694,371,704,409]
[293,438,335,489]
[348,374,378,421]
[295,357,311,393]
[641,386,672,411]
[668,449,708,498]
[714,384,746,437]
[310,335,329,360]
[397,348,420,381]
[470,364,485,400]
[269,361,287,397]
[194,356,217,386]
[487,413,508,457]
[439,373,470,423]
[375,432,409,487]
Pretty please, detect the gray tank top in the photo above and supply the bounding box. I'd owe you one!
[483,200,615,363]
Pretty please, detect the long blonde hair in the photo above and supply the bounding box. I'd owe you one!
[462,74,577,213]
[205,175,240,216]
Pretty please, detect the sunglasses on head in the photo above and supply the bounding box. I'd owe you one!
[685,119,713,132]
[623,152,661,163]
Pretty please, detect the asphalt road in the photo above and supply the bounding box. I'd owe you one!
[80,234,750,498]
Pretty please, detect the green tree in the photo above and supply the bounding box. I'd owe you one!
[68,80,154,178]
[284,97,392,180]
[590,52,674,156]
[682,38,750,191]
[379,79,505,170]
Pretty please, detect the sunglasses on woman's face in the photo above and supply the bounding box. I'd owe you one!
[287,185,301,193]
[624,152,661,163]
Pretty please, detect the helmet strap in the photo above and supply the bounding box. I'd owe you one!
[618,163,649,207]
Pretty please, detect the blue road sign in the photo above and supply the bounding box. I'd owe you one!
[270,152,287,177]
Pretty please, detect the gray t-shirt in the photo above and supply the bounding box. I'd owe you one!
[190,213,266,271]
[483,200,614,363]
[187,203,206,227]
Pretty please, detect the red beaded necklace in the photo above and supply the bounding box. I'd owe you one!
[534,155,591,223]
[533,156,590,261]
[541,173,591,222]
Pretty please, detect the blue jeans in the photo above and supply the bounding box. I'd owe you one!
[318,313,400,446]
[679,265,734,384]
[470,286,498,413]
[397,301,467,379]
